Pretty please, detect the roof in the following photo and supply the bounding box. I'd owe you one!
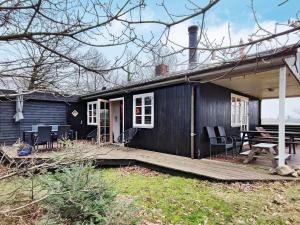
[81,44,300,100]
[0,90,79,102]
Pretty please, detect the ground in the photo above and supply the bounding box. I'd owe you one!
[0,165,299,225]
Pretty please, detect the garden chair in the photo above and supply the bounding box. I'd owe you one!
[206,126,233,158]
[33,126,52,150]
[53,125,70,148]
[117,128,139,146]
[217,126,242,155]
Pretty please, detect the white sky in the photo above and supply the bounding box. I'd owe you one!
[261,97,300,119]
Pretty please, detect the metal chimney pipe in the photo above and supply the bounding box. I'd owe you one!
[188,25,198,67]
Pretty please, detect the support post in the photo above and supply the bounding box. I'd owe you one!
[278,67,286,167]
[190,86,195,159]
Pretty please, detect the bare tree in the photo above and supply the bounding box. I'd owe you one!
[0,0,299,97]
[72,48,118,93]
[5,40,79,91]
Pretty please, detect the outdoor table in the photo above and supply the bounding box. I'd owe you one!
[242,143,279,168]
[240,130,300,153]
[23,127,73,145]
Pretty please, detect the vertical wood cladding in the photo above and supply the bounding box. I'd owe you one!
[124,84,192,157]
[195,83,260,158]
[0,100,68,144]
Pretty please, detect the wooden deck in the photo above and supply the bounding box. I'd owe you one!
[1,143,299,181]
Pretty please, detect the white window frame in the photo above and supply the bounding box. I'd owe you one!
[87,101,98,125]
[133,92,154,128]
[231,93,249,128]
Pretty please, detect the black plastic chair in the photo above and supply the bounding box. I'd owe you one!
[53,125,70,148]
[206,126,233,158]
[33,126,52,150]
[117,128,139,145]
[217,126,242,155]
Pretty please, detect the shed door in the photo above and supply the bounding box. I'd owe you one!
[97,99,110,144]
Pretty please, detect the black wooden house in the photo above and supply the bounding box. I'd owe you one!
[1,26,299,160]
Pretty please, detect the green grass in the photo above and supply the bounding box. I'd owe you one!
[101,168,300,225]
[0,167,299,225]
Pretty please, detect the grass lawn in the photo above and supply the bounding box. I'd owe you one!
[0,166,299,225]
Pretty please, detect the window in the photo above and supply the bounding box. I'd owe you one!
[87,101,97,125]
[133,93,154,128]
[231,94,249,129]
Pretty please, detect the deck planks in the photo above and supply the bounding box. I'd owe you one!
[1,144,299,181]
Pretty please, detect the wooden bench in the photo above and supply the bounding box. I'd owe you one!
[248,137,299,154]
[241,150,291,160]
[241,143,290,168]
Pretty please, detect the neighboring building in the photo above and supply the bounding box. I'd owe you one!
[0,90,78,145]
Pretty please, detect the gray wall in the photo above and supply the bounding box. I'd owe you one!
[0,100,68,145]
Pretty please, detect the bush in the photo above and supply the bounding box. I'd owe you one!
[39,164,139,225]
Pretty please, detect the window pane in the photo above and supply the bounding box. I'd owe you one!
[136,116,142,124]
[93,117,96,124]
[145,116,151,124]
[136,107,142,115]
[145,106,151,115]
[231,97,235,124]
[89,104,92,110]
[236,98,241,124]
[136,98,142,106]
[145,96,152,105]
[93,103,97,111]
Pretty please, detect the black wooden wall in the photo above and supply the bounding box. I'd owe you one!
[0,100,68,145]
[67,101,95,139]
[124,84,192,157]
[195,83,260,158]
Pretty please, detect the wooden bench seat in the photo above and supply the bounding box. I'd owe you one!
[240,150,291,161]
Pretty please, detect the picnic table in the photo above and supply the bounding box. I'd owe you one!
[241,143,291,168]
[240,130,300,154]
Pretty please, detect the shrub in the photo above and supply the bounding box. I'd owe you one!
[39,164,139,225]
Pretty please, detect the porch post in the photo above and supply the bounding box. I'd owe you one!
[278,66,286,167]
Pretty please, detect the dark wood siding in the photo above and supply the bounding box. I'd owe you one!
[124,84,192,157]
[0,101,20,144]
[0,100,69,145]
[195,83,260,158]
[67,102,96,139]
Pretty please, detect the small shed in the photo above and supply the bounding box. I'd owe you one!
[0,90,78,145]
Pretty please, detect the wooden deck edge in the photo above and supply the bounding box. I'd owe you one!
[1,148,299,182]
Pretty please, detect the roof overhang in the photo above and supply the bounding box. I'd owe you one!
[81,45,300,100]
[212,49,300,99]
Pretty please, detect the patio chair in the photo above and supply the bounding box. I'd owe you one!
[206,126,233,158]
[117,128,139,145]
[32,124,45,132]
[33,126,52,150]
[53,125,70,148]
[217,126,242,155]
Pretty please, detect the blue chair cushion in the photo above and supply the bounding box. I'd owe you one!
[17,148,32,156]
